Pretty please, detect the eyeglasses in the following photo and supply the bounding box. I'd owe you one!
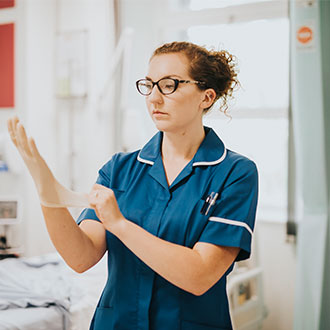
[136,78,205,96]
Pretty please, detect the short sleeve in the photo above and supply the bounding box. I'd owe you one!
[76,157,115,226]
[198,160,259,261]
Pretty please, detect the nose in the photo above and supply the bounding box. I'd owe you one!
[147,84,163,104]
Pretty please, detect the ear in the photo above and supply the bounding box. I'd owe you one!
[200,88,217,110]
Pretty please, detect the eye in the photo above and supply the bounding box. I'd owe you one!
[141,81,152,88]
[160,79,175,89]
[136,79,154,95]
[165,82,174,88]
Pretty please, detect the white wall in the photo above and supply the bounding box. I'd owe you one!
[0,0,26,252]
[256,221,296,330]
[118,0,166,147]
[1,0,117,256]
[23,0,58,256]
[55,0,116,192]
[0,0,57,256]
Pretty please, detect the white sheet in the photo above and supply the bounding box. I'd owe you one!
[0,253,107,330]
[0,307,65,330]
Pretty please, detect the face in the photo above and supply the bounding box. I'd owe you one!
[145,53,209,134]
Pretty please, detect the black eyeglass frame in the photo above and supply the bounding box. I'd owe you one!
[135,78,205,96]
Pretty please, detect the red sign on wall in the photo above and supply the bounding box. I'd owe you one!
[297,26,313,45]
[0,1,15,9]
[0,23,15,108]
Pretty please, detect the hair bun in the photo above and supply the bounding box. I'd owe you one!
[152,42,239,115]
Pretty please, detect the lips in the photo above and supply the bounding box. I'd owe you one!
[152,110,168,115]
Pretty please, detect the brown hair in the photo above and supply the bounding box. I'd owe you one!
[151,41,239,115]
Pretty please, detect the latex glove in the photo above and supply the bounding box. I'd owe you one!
[7,116,89,208]
[88,184,125,232]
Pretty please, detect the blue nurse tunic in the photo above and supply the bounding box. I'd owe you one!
[76,126,259,330]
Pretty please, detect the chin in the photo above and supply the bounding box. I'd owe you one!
[153,121,181,134]
[153,119,170,131]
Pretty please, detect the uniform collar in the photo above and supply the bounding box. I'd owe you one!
[192,127,227,166]
[137,126,227,167]
[137,130,162,165]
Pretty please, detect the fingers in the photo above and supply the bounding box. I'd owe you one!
[88,186,99,207]
[7,117,34,158]
[88,185,114,207]
[17,123,33,158]
[7,116,19,147]
[28,137,41,158]
[93,184,111,193]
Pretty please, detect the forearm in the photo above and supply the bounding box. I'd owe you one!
[113,219,216,295]
[41,206,102,272]
[89,185,239,294]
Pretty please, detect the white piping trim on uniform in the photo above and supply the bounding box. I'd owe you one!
[209,216,253,236]
[137,153,154,165]
[193,148,227,167]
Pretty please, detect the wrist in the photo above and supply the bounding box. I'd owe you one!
[109,216,127,238]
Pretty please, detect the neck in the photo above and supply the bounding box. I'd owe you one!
[161,124,205,161]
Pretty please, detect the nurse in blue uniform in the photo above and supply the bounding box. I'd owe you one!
[77,41,259,330]
[8,40,258,330]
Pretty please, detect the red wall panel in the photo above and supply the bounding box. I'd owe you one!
[0,1,15,9]
[0,23,14,108]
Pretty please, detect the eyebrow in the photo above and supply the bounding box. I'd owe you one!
[145,74,182,80]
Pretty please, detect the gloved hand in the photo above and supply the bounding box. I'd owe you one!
[7,116,89,208]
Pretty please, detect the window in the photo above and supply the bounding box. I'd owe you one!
[188,0,273,11]
[165,1,290,222]
[187,18,289,110]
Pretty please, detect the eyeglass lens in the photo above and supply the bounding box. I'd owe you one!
[137,78,177,95]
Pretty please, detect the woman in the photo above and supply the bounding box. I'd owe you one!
[8,41,258,330]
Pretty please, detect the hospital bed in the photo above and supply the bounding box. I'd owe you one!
[0,253,107,330]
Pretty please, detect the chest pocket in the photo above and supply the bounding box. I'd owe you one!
[180,197,222,248]
[183,199,209,245]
